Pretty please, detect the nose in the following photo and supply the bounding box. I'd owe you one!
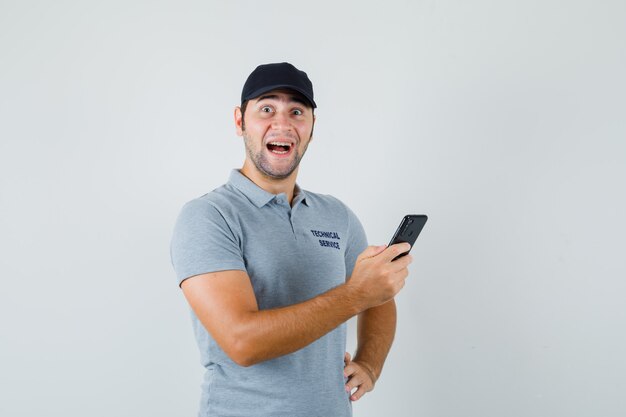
[270,110,293,131]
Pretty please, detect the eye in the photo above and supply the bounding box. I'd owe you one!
[261,106,273,113]
[292,109,303,116]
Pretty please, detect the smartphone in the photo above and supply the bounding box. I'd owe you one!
[388,215,428,261]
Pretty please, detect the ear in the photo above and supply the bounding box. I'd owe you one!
[234,106,243,136]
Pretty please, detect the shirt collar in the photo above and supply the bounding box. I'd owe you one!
[228,169,309,208]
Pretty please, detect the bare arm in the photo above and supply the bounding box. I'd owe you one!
[342,299,397,401]
[181,243,412,367]
[182,270,363,366]
[354,299,397,381]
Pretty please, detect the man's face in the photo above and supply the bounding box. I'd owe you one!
[235,89,315,180]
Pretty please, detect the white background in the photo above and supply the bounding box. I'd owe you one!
[1,1,625,416]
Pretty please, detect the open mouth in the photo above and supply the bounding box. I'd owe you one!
[266,141,293,155]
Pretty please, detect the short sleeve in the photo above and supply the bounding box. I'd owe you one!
[170,198,246,287]
[344,204,368,279]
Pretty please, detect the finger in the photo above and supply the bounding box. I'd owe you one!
[381,242,411,263]
[390,269,410,287]
[350,384,372,402]
[344,351,351,366]
[344,363,358,378]
[356,245,387,261]
[387,253,413,271]
[345,372,364,393]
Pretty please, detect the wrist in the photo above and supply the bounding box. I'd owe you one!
[342,279,369,314]
[353,358,378,384]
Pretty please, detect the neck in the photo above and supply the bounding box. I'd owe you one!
[240,160,299,204]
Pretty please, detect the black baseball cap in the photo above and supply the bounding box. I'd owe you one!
[241,62,317,108]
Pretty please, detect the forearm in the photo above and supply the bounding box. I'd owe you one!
[353,298,397,381]
[235,282,364,366]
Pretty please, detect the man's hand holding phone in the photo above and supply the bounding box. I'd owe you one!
[347,214,427,309]
[347,243,413,310]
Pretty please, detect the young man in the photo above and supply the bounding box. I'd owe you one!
[170,62,413,416]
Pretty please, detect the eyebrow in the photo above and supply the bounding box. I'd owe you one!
[256,94,307,106]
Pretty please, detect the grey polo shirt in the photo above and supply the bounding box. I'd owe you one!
[170,169,368,417]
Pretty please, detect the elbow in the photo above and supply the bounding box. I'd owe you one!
[232,355,255,368]
[228,337,257,368]
[224,324,260,368]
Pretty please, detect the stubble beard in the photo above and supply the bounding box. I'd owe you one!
[243,131,310,180]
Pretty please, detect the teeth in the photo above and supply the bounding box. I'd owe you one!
[268,142,291,147]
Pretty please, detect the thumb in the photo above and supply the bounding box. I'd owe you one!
[357,244,388,260]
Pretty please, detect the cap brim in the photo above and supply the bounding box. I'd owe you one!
[243,84,317,108]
